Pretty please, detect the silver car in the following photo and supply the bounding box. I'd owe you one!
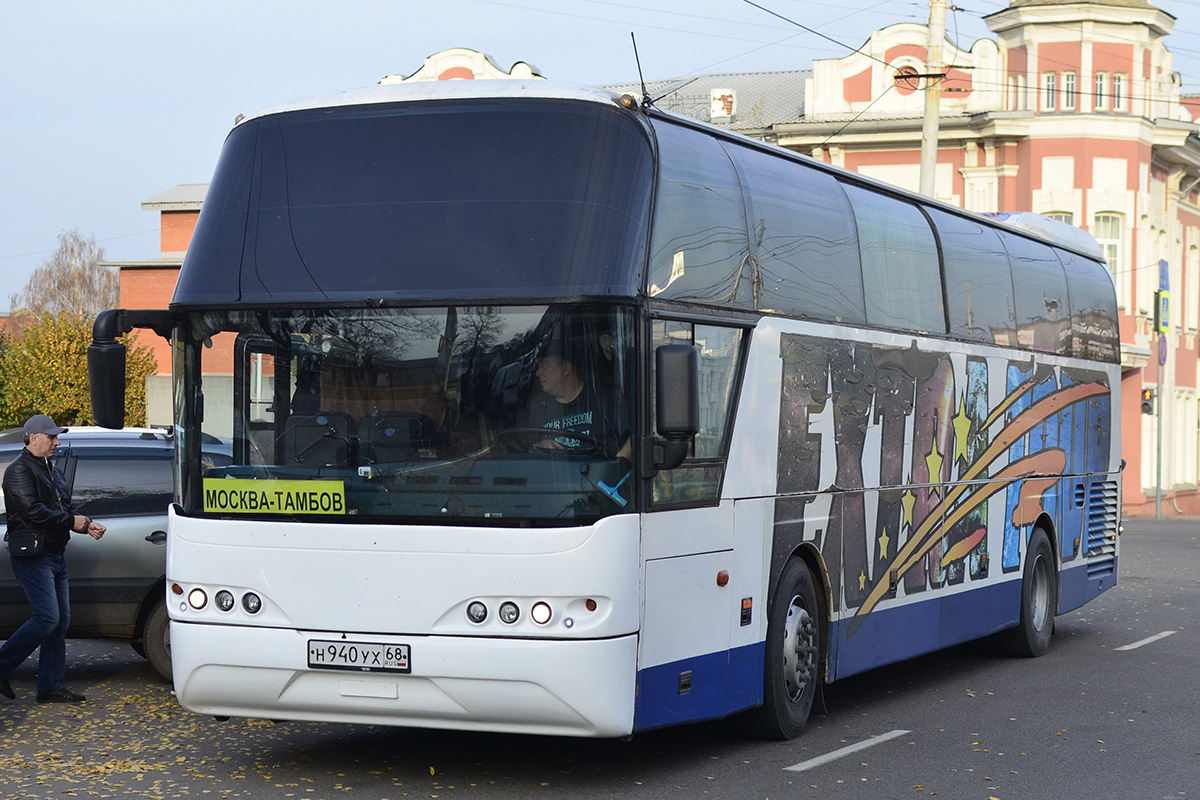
[0,426,229,679]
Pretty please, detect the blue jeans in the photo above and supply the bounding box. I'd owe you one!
[0,553,71,693]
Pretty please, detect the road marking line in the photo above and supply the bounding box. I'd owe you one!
[784,729,911,772]
[1115,630,1177,651]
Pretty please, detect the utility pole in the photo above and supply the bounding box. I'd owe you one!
[1157,331,1164,519]
[919,0,947,198]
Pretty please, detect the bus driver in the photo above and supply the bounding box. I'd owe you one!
[527,338,597,452]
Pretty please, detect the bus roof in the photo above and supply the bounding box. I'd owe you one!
[237,80,1104,263]
[238,80,625,127]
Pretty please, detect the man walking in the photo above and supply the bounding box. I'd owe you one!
[0,414,105,703]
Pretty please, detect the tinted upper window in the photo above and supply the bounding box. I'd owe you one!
[927,207,1018,346]
[725,144,866,324]
[175,100,654,306]
[843,185,945,334]
[1058,249,1120,363]
[1001,231,1071,355]
[648,120,750,306]
[72,455,174,518]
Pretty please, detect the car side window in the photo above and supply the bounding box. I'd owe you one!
[72,455,175,517]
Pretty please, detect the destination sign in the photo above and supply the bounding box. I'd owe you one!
[203,478,346,515]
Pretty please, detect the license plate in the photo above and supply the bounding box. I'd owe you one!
[307,640,411,673]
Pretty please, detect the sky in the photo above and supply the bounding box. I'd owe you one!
[4,0,1200,312]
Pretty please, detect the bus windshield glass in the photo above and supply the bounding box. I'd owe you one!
[180,304,636,525]
[172,98,653,306]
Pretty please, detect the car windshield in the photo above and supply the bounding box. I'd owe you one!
[178,305,636,525]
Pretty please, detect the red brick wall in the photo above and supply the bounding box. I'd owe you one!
[161,211,199,253]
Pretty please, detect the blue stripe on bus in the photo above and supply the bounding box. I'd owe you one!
[830,579,1019,680]
[633,642,764,731]
[1058,560,1118,614]
[634,561,1113,731]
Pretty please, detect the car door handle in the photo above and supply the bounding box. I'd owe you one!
[145,531,167,545]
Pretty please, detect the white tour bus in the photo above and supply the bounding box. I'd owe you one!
[89,80,1120,739]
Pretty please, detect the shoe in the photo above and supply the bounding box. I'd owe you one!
[0,676,12,700]
[36,688,84,704]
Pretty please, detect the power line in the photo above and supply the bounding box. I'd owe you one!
[0,228,159,263]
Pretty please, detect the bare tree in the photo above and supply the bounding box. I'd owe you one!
[10,229,118,321]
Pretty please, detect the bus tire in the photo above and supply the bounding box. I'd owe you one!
[747,557,822,740]
[144,599,173,681]
[994,528,1056,658]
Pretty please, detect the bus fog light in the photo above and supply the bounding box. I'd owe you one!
[563,617,574,628]
[531,602,552,625]
[498,601,520,624]
[215,590,235,612]
[242,593,262,614]
[466,601,488,624]
[187,589,208,610]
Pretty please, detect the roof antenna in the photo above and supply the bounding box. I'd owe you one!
[631,32,652,109]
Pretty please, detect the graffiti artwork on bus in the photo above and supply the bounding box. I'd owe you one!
[773,332,1112,634]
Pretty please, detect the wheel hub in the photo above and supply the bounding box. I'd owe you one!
[782,596,816,701]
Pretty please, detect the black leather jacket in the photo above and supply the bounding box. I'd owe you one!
[3,448,78,555]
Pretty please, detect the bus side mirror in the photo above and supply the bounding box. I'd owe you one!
[88,308,177,430]
[644,344,699,475]
[88,310,129,429]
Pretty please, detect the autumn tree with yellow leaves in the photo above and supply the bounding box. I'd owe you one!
[1,231,158,429]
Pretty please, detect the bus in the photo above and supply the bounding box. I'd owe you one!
[88,79,1121,739]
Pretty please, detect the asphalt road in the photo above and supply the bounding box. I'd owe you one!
[1,516,1196,799]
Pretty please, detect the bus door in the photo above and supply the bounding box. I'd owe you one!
[637,504,736,730]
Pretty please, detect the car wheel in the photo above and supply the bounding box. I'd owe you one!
[144,599,173,681]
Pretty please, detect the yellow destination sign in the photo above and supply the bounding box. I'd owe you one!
[203,478,346,515]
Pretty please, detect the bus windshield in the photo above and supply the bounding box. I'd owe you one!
[180,304,636,525]
[172,98,653,307]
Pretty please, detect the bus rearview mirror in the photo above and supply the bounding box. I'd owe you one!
[649,344,699,473]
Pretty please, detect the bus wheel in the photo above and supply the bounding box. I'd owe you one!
[994,528,1056,658]
[748,557,822,740]
[144,600,173,681]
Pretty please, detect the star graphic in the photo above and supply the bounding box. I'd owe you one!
[859,570,867,591]
[925,431,944,498]
[952,393,972,466]
[878,526,891,558]
[901,488,916,530]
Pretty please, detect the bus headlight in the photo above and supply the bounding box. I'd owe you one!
[215,590,235,612]
[242,593,262,614]
[187,588,208,610]
[466,601,488,624]
[498,601,520,624]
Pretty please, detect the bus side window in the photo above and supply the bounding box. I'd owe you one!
[724,142,866,324]
[1001,231,1072,356]
[647,121,750,307]
[650,320,745,506]
[843,184,946,335]
[1057,250,1120,363]
[926,207,1019,346]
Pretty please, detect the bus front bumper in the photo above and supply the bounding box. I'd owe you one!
[171,622,637,738]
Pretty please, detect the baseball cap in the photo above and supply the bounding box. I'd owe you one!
[23,414,68,437]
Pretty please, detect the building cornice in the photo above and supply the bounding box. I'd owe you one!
[100,255,184,270]
[985,2,1175,36]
